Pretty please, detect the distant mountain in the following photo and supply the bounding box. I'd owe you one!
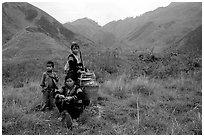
[63,3,202,53]
[103,2,202,52]
[64,18,100,39]
[64,18,116,47]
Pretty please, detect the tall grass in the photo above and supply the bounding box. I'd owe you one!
[101,74,202,135]
[2,74,202,135]
[2,82,72,135]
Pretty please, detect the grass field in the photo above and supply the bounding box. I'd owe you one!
[2,74,202,135]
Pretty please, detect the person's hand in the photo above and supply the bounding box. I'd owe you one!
[41,87,46,92]
[58,95,65,99]
[65,96,73,101]
[77,70,82,73]
[64,70,68,74]
[78,70,85,74]
[82,71,86,74]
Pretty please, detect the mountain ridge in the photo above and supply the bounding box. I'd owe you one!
[64,17,117,47]
[64,2,201,53]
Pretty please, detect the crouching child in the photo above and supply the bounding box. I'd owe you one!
[54,73,90,127]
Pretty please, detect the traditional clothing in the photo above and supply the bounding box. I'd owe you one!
[64,53,84,84]
[55,85,90,119]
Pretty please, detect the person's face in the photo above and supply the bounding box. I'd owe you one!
[72,46,79,55]
[46,64,53,72]
[65,78,74,87]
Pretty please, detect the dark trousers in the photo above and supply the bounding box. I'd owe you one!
[41,89,55,110]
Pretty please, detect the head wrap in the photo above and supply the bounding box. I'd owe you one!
[71,41,79,49]
[65,72,75,84]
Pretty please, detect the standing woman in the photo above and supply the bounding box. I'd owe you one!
[64,42,85,85]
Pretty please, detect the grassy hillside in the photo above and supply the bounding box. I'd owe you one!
[2,2,58,44]
[2,75,202,135]
[176,25,202,57]
[2,30,68,86]
[2,2,94,48]
[2,40,202,135]
[2,43,202,135]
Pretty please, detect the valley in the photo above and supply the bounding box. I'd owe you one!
[2,2,202,135]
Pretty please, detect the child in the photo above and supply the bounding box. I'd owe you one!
[64,41,85,85]
[40,61,59,111]
[55,72,90,122]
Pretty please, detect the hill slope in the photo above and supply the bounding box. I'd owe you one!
[2,2,94,53]
[103,2,202,52]
[176,25,202,57]
[2,2,95,85]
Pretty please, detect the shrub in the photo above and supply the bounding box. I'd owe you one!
[103,74,129,98]
[25,9,38,21]
[132,85,154,96]
[59,26,74,40]
[17,5,38,21]
[36,16,58,38]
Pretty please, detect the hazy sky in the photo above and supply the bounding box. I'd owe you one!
[30,0,172,26]
[4,0,200,26]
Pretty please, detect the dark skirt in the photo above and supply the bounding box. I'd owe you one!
[55,98,83,119]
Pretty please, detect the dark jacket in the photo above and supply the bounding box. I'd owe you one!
[69,54,83,71]
[65,54,83,73]
[64,53,84,83]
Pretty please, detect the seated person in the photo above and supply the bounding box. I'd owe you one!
[54,73,90,120]
[64,41,85,85]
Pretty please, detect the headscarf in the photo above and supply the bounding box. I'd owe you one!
[64,72,75,84]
